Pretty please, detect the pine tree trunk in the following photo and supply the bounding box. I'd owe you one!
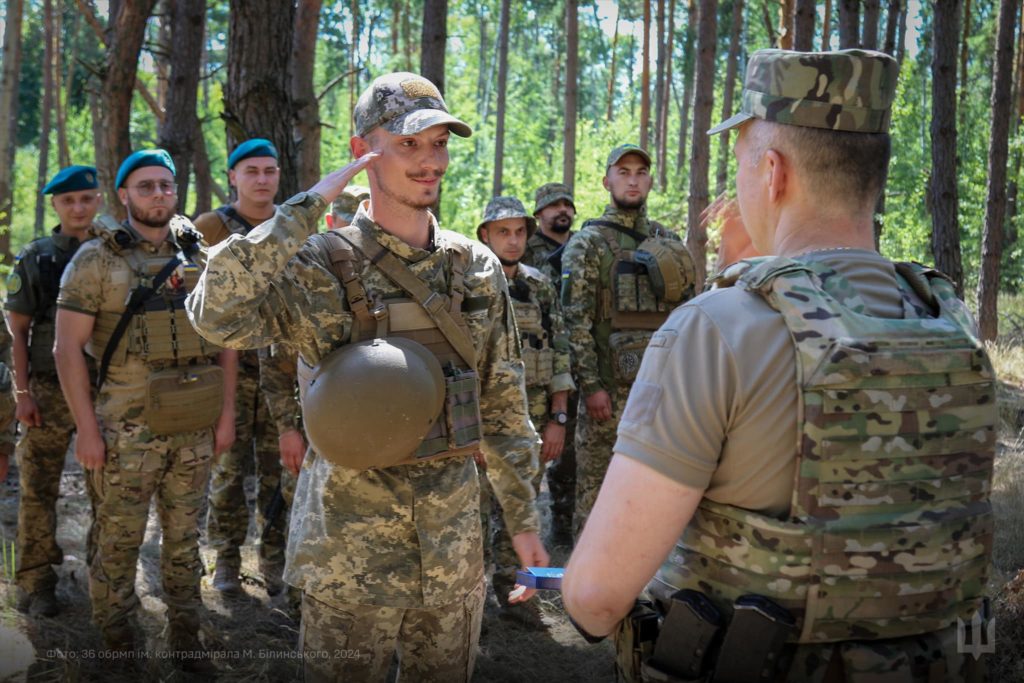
[606,8,619,121]
[102,0,159,218]
[958,0,972,124]
[292,0,322,189]
[794,0,816,51]
[822,0,833,50]
[225,0,298,201]
[192,119,212,216]
[403,0,413,71]
[883,0,901,55]
[641,0,652,149]
[0,0,25,261]
[895,0,908,64]
[977,0,1019,340]
[780,0,795,49]
[349,0,360,138]
[839,0,860,48]
[929,0,964,294]
[761,0,778,47]
[391,0,400,54]
[676,0,697,176]
[156,0,204,213]
[55,8,71,169]
[154,0,171,111]
[493,0,511,195]
[862,0,880,49]
[658,0,676,192]
[1005,4,1024,248]
[35,0,55,237]
[687,0,718,291]
[716,0,744,196]
[655,0,666,168]
[420,0,447,94]
[563,0,579,191]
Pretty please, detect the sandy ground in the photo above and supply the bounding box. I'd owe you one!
[0,452,615,682]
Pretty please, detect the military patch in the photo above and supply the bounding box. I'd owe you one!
[6,272,21,295]
[401,78,442,101]
[85,171,95,184]
[621,381,663,426]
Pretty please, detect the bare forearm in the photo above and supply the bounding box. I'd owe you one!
[8,314,31,392]
[55,342,99,436]
[217,349,238,416]
[549,389,569,415]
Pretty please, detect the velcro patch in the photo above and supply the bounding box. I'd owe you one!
[621,381,663,426]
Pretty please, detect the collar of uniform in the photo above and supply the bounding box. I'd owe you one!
[534,230,568,248]
[601,203,649,232]
[350,205,439,263]
[118,220,180,254]
[50,225,80,251]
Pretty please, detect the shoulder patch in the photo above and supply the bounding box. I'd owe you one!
[6,272,21,295]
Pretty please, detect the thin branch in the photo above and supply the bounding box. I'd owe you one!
[317,67,362,101]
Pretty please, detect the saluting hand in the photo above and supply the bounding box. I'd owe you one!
[308,152,380,206]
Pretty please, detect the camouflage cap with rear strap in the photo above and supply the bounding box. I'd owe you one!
[353,72,472,138]
[533,182,575,214]
[708,48,899,135]
[476,196,537,241]
[331,184,370,223]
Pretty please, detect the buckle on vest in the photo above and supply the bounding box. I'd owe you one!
[422,292,446,315]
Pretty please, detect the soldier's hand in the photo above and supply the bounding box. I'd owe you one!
[15,393,42,428]
[309,152,380,206]
[214,409,236,455]
[541,421,565,463]
[509,531,550,604]
[279,428,306,476]
[75,429,106,470]
[585,390,613,422]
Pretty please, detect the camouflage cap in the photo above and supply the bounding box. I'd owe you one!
[533,182,575,214]
[331,184,370,223]
[353,72,472,139]
[476,196,537,241]
[708,48,899,135]
[606,144,653,169]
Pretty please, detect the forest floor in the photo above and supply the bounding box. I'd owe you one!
[2,344,1024,682]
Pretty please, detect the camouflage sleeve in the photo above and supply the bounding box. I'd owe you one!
[4,246,39,316]
[540,277,575,396]
[474,255,541,536]
[560,232,604,396]
[57,242,106,315]
[259,343,301,433]
[186,192,339,352]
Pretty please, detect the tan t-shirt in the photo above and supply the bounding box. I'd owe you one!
[614,250,909,519]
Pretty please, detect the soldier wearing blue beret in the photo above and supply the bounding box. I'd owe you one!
[6,165,101,618]
[193,137,293,597]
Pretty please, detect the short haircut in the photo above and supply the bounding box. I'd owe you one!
[747,120,891,208]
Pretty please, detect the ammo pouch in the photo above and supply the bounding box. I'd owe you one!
[143,364,224,435]
[635,238,696,305]
[398,366,483,465]
[521,344,554,388]
[608,330,653,384]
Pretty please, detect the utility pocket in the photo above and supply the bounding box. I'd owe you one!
[144,365,224,435]
[521,346,554,388]
[608,330,654,384]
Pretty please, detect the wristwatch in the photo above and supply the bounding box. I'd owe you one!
[552,411,568,426]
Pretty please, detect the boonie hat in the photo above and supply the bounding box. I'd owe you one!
[476,196,537,241]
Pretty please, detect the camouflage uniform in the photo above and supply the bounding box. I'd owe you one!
[6,228,88,596]
[258,342,301,508]
[560,202,692,537]
[0,324,15,467]
[186,193,540,680]
[58,219,223,649]
[522,183,578,542]
[194,205,286,581]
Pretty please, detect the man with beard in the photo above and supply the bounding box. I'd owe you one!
[560,145,696,540]
[186,73,546,681]
[54,149,236,669]
[522,183,578,546]
[193,138,291,596]
[477,196,573,628]
[7,166,100,617]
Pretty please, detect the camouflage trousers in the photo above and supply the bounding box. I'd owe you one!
[15,376,78,594]
[545,394,577,530]
[299,580,485,683]
[88,421,213,645]
[573,383,632,539]
[206,368,286,565]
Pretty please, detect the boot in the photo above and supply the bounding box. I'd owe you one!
[168,628,217,676]
[212,553,241,594]
[549,514,574,548]
[261,557,285,597]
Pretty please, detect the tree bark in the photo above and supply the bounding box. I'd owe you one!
[493,0,511,195]
[822,0,832,50]
[977,0,1019,340]
[895,0,908,64]
[420,0,447,94]
[883,0,901,55]
[55,7,71,169]
[154,0,172,111]
[0,0,25,263]
[349,0,360,138]
[655,0,666,168]
[606,7,620,121]
[1005,2,1024,248]
[958,0,972,124]
[641,0,652,149]
[794,0,817,51]
[402,0,413,71]
[780,0,795,49]
[658,0,676,192]
[929,0,963,294]
[716,0,745,196]
[225,0,298,201]
[839,0,860,48]
[156,0,204,213]
[676,0,697,176]
[35,0,56,237]
[101,0,159,218]
[563,0,579,192]
[687,0,718,291]
[862,0,880,49]
[292,0,322,189]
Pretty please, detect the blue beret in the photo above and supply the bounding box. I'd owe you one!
[115,149,176,188]
[228,138,279,169]
[42,165,99,195]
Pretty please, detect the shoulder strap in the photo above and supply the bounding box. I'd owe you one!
[310,231,378,341]
[338,229,478,368]
[585,218,649,244]
[96,255,182,392]
[215,206,255,235]
[893,261,941,316]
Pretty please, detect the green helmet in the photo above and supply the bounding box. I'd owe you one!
[302,338,446,470]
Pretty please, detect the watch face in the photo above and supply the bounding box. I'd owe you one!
[555,411,568,425]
